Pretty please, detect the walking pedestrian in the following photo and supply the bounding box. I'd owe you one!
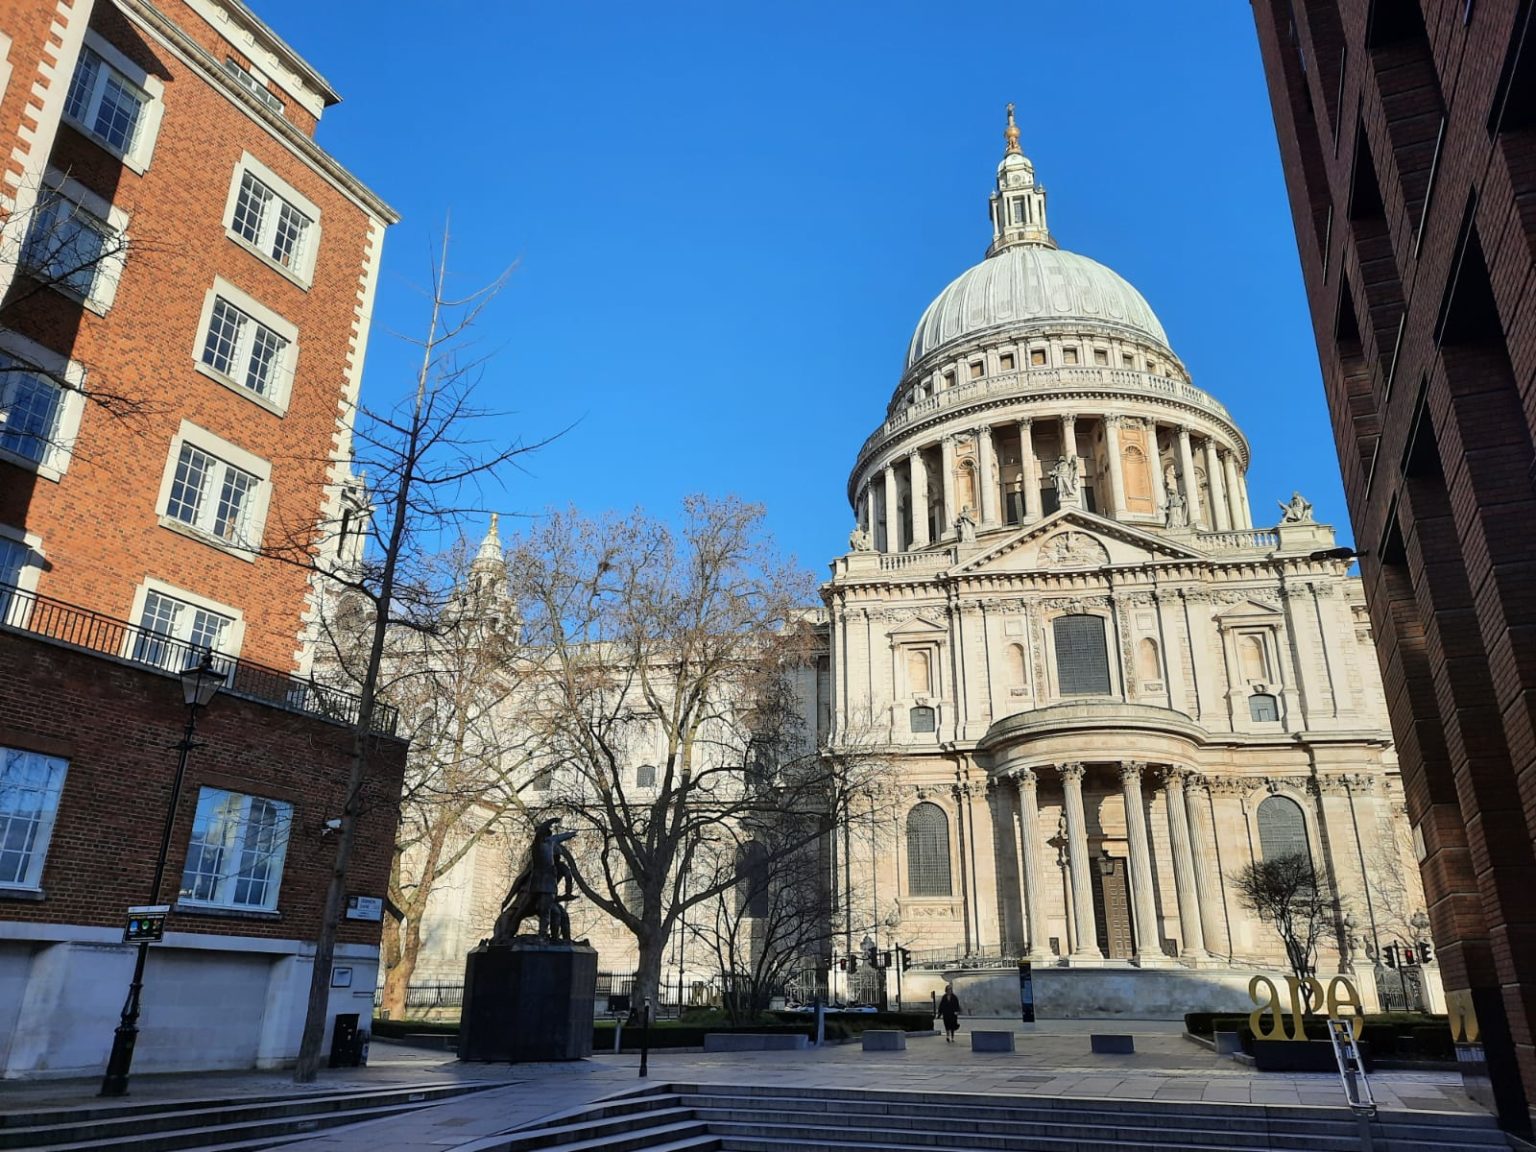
[938,983,962,1043]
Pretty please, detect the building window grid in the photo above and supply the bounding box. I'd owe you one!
[179,787,292,911]
[1053,614,1112,696]
[0,360,64,466]
[0,747,68,888]
[132,590,233,670]
[64,47,145,155]
[231,171,311,272]
[906,802,952,897]
[201,296,289,398]
[165,441,258,546]
[21,193,112,299]
[1256,794,1309,863]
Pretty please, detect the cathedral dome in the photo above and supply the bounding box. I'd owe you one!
[904,244,1170,370]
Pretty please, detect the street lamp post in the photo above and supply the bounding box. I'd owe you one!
[101,651,222,1097]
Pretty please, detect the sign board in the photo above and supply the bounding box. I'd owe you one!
[345,895,383,922]
[124,912,165,943]
[1018,961,1035,1023]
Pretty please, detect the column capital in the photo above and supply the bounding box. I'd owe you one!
[1058,762,1085,784]
[1011,766,1038,790]
[1018,415,1033,429]
[907,446,922,461]
[1159,766,1190,792]
[1119,761,1149,784]
[976,423,995,440]
[1104,413,1124,429]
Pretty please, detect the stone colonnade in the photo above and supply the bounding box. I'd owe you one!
[864,413,1251,552]
[999,761,1213,966]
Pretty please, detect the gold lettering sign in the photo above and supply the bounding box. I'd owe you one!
[1247,973,1363,1041]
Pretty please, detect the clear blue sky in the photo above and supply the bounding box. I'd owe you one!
[256,0,1348,569]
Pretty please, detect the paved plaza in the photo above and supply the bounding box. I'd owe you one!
[0,1020,1488,1151]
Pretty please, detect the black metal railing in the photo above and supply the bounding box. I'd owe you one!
[905,943,1024,970]
[0,582,397,735]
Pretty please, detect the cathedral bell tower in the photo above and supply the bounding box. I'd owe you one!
[987,104,1054,255]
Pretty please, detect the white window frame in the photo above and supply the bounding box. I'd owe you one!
[192,277,299,414]
[222,58,284,116]
[20,168,130,314]
[0,330,87,481]
[221,153,321,287]
[125,577,245,667]
[0,746,68,892]
[177,786,292,912]
[61,31,165,173]
[154,420,272,557]
[0,521,44,606]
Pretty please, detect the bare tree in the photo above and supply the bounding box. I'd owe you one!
[1232,852,1343,999]
[282,228,553,1082]
[511,496,885,1018]
[688,832,835,1025]
[328,539,551,1018]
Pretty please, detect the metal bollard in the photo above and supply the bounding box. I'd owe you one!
[638,998,651,1078]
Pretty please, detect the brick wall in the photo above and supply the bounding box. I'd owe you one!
[1252,0,1536,1130]
[0,0,390,672]
[0,626,405,945]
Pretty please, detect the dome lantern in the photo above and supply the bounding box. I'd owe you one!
[987,103,1053,256]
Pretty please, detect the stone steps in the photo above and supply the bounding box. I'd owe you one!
[480,1084,1504,1152]
[0,1081,497,1152]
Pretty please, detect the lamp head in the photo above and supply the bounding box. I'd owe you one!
[180,650,222,708]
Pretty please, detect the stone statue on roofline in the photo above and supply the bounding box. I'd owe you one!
[1050,454,1081,506]
[1165,487,1188,529]
[955,506,977,542]
[849,523,873,552]
[1278,491,1314,524]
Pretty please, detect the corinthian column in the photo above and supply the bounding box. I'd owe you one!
[1221,452,1244,532]
[1104,415,1127,519]
[1162,768,1209,961]
[908,449,930,550]
[1185,776,1226,959]
[1060,763,1102,961]
[1204,438,1231,531]
[1019,418,1042,522]
[1176,426,1201,527]
[883,464,901,553]
[1118,762,1165,966]
[977,425,999,528]
[1013,768,1046,959]
[940,435,957,539]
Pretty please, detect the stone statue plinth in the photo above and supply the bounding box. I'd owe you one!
[459,938,597,1062]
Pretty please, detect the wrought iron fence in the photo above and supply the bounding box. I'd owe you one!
[904,943,1023,970]
[0,582,397,735]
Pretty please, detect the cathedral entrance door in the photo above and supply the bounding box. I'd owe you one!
[1092,856,1135,959]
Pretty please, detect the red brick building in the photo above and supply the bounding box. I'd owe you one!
[0,0,404,1077]
[1251,0,1536,1132]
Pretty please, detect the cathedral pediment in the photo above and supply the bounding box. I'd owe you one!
[948,509,1203,577]
[885,613,948,637]
[1215,598,1284,620]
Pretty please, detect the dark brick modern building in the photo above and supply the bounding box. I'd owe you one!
[0,0,405,1077]
[1251,0,1536,1131]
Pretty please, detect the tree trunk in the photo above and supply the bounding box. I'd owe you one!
[380,911,405,1017]
[632,931,665,1022]
[381,913,425,1018]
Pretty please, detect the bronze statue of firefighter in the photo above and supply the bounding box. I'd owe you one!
[490,816,582,944]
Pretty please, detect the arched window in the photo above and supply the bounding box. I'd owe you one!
[635,764,656,788]
[1136,636,1161,682]
[1053,614,1111,695]
[1257,795,1309,862]
[1007,642,1027,689]
[906,648,931,695]
[1240,635,1269,682]
[906,803,951,897]
[1249,693,1279,722]
[735,841,769,917]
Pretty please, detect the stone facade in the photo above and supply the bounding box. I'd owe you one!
[406,113,1435,1020]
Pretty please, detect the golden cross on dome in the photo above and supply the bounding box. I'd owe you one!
[1004,102,1021,155]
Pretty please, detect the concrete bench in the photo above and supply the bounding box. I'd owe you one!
[1090,1034,1135,1054]
[1213,1030,1242,1056]
[861,1030,907,1052]
[703,1032,809,1052]
[971,1030,1016,1053]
